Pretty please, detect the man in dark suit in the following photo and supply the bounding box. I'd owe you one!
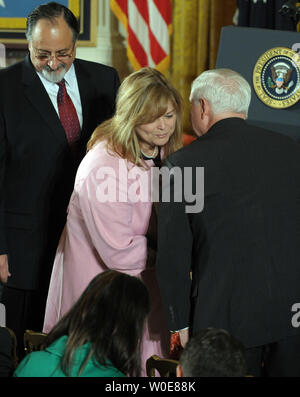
[156,68,300,376]
[0,2,120,355]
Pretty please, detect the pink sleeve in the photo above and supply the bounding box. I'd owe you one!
[77,165,147,273]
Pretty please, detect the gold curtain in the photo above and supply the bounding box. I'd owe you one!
[170,0,237,133]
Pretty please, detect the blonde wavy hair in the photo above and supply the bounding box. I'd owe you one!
[87,67,183,166]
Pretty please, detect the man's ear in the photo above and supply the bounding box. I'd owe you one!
[200,98,210,119]
[176,364,184,377]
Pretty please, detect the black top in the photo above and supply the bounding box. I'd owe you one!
[141,146,162,168]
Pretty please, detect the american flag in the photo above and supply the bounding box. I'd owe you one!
[110,0,172,71]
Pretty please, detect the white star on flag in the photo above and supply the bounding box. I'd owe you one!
[0,0,6,8]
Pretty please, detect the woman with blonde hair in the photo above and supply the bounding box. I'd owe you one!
[43,67,183,375]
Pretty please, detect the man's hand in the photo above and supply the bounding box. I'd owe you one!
[179,328,189,348]
[0,254,11,283]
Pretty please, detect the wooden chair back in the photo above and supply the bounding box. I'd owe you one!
[24,329,48,354]
[146,354,179,377]
[5,327,18,370]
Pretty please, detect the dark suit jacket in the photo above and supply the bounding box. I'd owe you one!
[156,118,300,348]
[0,327,14,377]
[0,55,120,290]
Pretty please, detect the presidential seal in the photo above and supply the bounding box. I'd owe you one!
[253,47,300,109]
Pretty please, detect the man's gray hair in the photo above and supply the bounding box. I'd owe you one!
[189,69,251,117]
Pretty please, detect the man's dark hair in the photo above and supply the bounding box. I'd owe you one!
[26,2,80,42]
[180,328,248,377]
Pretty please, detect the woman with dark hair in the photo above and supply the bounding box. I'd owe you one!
[14,270,149,377]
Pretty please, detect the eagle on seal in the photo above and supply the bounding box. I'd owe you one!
[268,62,294,94]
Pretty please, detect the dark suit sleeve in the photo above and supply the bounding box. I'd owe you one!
[112,69,120,112]
[155,159,193,331]
[0,111,7,254]
[0,327,14,377]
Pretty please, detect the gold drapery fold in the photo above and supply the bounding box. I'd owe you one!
[171,0,236,132]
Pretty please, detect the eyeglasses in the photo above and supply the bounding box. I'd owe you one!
[32,45,75,62]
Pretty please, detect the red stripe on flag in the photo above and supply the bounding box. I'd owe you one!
[115,0,128,16]
[111,0,172,71]
[153,0,172,24]
[149,29,167,64]
[128,26,149,67]
[133,0,149,24]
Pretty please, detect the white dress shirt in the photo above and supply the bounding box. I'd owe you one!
[36,63,83,128]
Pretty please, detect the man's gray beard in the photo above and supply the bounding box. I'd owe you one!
[41,64,67,83]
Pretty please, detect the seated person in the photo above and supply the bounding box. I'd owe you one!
[14,270,149,377]
[176,328,248,377]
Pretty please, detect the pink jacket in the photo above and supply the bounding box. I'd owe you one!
[43,141,169,375]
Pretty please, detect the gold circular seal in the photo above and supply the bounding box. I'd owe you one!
[253,47,300,109]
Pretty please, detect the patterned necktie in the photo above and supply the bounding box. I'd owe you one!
[57,79,81,149]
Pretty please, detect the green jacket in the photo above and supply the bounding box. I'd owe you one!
[14,335,126,377]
